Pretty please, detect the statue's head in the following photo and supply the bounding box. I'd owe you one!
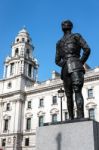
[61,20,73,32]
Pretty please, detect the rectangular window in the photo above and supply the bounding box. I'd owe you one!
[88,89,93,98]
[39,116,44,127]
[22,38,25,42]
[26,118,31,130]
[33,68,37,81]
[25,138,29,146]
[39,99,44,107]
[2,139,6,147]
[6,103,10,111]
[5,66,8,78]
[52,96,57,105]
[52,114,57,123]
[4,119,8,131]
[15,48,19,56]
[89,109,95,120]
[27,101,31,109]
[28,64,32,77]
[65,112,68,120]
[26,49,30,58]
[10,63,14,75]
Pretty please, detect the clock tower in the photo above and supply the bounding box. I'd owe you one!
[3,28,39,88]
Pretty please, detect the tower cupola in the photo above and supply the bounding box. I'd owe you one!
[11,27,34,58]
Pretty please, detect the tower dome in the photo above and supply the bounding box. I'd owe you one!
[18,28,29,36]
[14,27,32,44]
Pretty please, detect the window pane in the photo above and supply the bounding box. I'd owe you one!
[25,138,29,146]
[39,99,44,107]
[89,109,95,120]
[52,114,57,123]
[26,118,31,130]
[39,116,44,126]
[27,39,30,43]
[10,63,14,75]
[2,139,6,147]
[15,48,19,56]
[65,112,68,120]
[17,38,19,42]
[28,101,31,109]
[53,96,57,104]
[4,119,8,131]
[28,64,32,77]
[7,103,10,110]
[5,66,8,78]
[22,38,25,42]
[88,89,93,98]
[26,49,30,58]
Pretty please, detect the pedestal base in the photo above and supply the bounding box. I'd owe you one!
[36,120,99,150]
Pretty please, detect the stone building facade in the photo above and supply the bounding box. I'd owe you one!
[0,29,99,150]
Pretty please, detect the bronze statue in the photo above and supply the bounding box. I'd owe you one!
[55,20,90,119]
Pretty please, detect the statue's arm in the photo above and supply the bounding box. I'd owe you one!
[76,34,91,64]
[55,42,64,67]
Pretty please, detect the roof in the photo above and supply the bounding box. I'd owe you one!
[84,63,91,71]
[18,27,29,36]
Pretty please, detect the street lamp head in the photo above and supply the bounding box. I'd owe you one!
[58,88,64,98]
[13,136,16,139]
[13,136,16,141]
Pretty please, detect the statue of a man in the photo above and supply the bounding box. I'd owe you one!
[55,20,90,119]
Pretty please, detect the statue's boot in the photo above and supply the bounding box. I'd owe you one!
[75,92,84,119]
[77,108,84,119]
[67,96,74,120]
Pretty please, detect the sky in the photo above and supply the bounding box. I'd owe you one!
[0,0,99,81]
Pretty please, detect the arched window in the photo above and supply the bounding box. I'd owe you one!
[10,63,14,75]
[26,49,30,58]
[52,96,57,105]
[64,112,68,120]
[27,39,30,43]
[15,48,19,56]
[89,108,95,120]
[2,138,6,147]
[39,116,44,127]
[22,38,25,42]
[7,82,12,88]
[26,118,31,130]
[52,114,57,123]
[39,99,44,107]
[28,64,32,77]
[25,138,29,146]
[5,65,8,78]
[88,88,93,98]
[16,38,19,42]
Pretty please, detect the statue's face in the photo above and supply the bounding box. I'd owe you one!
[62,20,73,31]
[62,23,71,30]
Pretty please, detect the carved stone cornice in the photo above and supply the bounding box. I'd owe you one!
[84,75,99,83]
[0,90,26,99]
[0,132,22,137]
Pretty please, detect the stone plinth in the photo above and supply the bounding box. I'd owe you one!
[36,120,99,150]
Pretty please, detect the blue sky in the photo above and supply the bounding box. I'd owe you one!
[0,0,99,81]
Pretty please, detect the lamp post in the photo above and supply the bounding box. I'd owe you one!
[58,88,64,122]
[13,136,16,150]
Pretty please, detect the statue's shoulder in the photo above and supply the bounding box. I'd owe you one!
[56,39,61,45]
[56,38,63,46]
[73,33,82,40]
